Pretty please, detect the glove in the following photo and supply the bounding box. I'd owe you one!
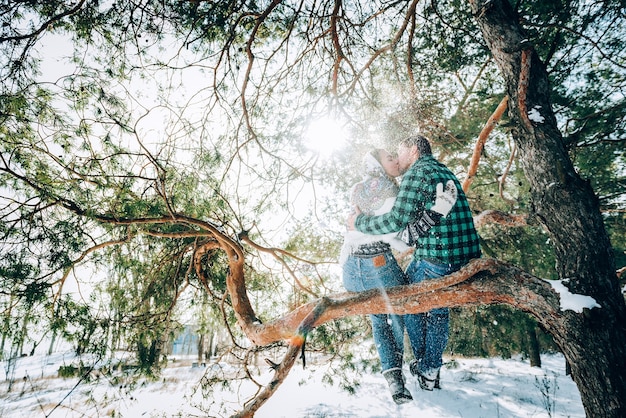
[402,180,458,246]
[430,180,457,216]
[404,210,443,245]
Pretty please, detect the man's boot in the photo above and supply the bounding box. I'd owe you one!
[409,360,441,391]
[382,368,413,404]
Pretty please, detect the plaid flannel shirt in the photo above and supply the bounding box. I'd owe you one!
[355,155,481,266]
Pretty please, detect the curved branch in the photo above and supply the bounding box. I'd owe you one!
[51,234,135,307]
[233,256,597,416]
[233,297,330,417]
[239,233,320,298]
[329,0,345,97]
[347,0,421,94]
[232,342,302,418]
[463,95,509,193]
[247,258,563,346]
[240,0,283,134]
[0,0,87,43]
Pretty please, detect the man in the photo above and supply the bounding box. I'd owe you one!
[349,134,481,391]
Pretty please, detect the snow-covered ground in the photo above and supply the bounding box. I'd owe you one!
[0,350,584,417]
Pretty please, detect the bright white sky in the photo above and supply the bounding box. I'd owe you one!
[304,115,349,158]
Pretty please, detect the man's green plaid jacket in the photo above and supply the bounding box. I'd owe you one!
[355,155,481,266]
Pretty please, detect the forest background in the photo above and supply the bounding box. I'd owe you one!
[1,0,624,417]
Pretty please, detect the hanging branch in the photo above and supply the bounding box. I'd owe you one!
[0,0,86,43]
[232,297,330,418]
[51,235,135,309]
[462,95,509,193]
[329,0,345,97]
[231,342,301,418]
[238,232,320,298]
[240,0,283,134]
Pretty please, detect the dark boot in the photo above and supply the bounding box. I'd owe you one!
[382,368,413,404]
[409,360,441,391]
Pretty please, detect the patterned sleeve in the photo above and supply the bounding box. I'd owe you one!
[355,163,434,235]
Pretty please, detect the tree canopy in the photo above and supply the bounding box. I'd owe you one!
[1,0,625,416]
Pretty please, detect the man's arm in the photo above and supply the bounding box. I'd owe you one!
[354,166,430,235]
[402,180,458,245]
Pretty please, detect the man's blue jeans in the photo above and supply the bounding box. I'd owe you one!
[404,259,460,378]
[342,251,406,371]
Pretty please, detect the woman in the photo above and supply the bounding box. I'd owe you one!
[339,148,414,404]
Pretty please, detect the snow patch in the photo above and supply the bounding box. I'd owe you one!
[528,106,545,123]
[0,351,586,418]
[545,279,601,312]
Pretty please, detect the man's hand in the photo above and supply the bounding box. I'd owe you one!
[430,180,457,217]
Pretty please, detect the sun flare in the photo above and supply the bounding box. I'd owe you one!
[304,116,348,157]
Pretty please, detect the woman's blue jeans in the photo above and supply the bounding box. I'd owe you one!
[404,259,461,377]
[342,251,406,372]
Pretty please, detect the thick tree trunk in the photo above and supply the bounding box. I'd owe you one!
[469,0,626,416]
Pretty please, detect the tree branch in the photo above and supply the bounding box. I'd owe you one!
[0,0,87,43]
[463,95,509,193]
[474,209,528,228]
[246,258,561,346]
[239,233,321,298]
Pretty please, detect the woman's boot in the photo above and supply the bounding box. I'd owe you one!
[382,368,413,404]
